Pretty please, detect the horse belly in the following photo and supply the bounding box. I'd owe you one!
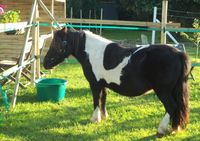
[106,77,151,97]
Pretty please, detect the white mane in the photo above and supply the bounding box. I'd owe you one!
[84,30,112,43]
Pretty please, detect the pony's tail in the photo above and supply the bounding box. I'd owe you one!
[171,52,190,131]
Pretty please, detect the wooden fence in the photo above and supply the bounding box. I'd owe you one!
[0,0,65,62]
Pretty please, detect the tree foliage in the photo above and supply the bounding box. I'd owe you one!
[66,0,200,26]
[66,0,100,18]
[115,0,161,21]
[181,19,200,59]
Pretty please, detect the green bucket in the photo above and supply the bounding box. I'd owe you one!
[35,78,67,102]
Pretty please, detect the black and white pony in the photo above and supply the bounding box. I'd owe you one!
[43,28,190,136]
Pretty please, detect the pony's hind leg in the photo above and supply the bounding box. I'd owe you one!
[155,89,177,136]
[100,88,108,119]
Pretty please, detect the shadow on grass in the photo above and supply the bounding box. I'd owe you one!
[7,87,91,105]
[0,102,92,140]
[0,91,162,141]
[182,134,200,140]
[1,87,194,140]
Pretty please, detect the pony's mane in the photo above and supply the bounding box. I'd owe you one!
[83,30,112,43]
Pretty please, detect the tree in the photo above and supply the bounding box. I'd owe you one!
[115,0,160,21]
[66,0,100,18]
[181,19,200,60]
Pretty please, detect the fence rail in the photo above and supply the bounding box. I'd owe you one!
[38,18,181,28]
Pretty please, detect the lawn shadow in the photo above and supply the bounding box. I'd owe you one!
[0,102,92,140]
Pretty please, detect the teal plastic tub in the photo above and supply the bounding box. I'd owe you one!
[35,78,67,102]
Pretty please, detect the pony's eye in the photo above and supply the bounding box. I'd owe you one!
[62,41,67,46]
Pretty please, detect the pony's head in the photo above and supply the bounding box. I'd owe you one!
[43,27,74,69]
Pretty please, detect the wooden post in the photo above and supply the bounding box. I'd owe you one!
[12,0,38,108]
[161,0,168,44]
[64,0,66,18]
[35,2,40,79]
[51,0,54,36]
[38,0,61,29]
[31,1,40,84]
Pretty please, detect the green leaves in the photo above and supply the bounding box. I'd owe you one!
[181,18,200,45]
[0,10,20,23]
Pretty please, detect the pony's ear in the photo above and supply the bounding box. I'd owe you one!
[61,27,68,33]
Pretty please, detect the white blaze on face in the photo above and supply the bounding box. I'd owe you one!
[158,113,170,134]
[84,31,131,85]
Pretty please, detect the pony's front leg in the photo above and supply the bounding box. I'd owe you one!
[90,84,102,123]
[100,88,108,120]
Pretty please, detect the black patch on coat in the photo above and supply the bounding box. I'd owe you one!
[103,43,135,70]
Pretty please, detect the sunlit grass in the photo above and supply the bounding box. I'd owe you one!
[0,29,200,140]
[0,63,200,141]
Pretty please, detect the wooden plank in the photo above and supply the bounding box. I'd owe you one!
[38,18,181,28]
[55,0,65,2]
[0,22,28,33]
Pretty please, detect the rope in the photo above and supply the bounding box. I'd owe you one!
[39,23,200,33]
[39,23,161,31]
[0,22,199,33]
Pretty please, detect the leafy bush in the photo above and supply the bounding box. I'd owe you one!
[0,10,20,23]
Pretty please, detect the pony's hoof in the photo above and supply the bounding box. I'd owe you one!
[171,126,182,134]
[101,112,108,120]
[156,132,165,138]
[156,129,170,138]
[90,117,101,123]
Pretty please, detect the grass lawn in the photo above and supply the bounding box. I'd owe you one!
[0,29,200,141]
[0,62,200,141]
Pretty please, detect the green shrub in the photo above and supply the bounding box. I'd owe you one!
[0,10,20,23]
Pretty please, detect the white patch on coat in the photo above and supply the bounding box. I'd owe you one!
[132,45,150,55]
[84,30,149,85]
[157,113,170,134]
[90,106,101,123]
[84,31,129,85]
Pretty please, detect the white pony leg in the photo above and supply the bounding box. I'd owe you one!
[157,113,170,135]
[90,106,101,123]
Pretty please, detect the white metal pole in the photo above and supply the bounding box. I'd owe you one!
[12,0,38,108]
[89,9,91,30]
[151,7,157,44]
[80,9,82,29]
[70,7,73,19]
[100,8,103,36]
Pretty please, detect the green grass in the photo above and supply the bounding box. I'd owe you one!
[0,29,200,140]
[0,63,200,141]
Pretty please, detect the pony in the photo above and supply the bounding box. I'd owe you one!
[43,28,190,137]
